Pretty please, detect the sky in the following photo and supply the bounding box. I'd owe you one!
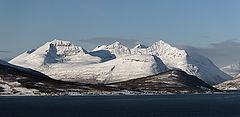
[0,0,240,66]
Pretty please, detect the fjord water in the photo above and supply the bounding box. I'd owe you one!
[0,94,240,117]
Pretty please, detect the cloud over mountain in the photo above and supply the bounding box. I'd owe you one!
[178,40,240,67]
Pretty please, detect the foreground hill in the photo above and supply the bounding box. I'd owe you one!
[110,69,218,93]
[214,76,240,90]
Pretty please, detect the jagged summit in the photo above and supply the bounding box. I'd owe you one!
[156,40,165,44]
[93,41,131,56]
[133,44,147,49]
[105,41,124,47]
[152,40,187,55]
[51,39,71,45]
[148,40,188,65]
[48,39,88,55]
[112,41,121,46]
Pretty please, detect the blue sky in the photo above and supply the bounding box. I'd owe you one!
[1,0,240,59]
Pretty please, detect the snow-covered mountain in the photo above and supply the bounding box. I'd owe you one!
[10,39,90,68]
[10,39,231,85]
[221,63,240,77]
[95,40,231,85]
[139,41,231,85]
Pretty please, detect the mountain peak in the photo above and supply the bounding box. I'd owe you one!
[46,39,87,56]
[113,41,121,45]
[93,41,131,56]
[154,40,170,46]
[151,40,188,57]
[133,44,147,49]
[10,39,88,68]
[50,39,72,46]
[109,41,124,47]
[158,40,165,44]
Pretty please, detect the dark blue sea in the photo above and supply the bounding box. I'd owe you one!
[0,93,240,117]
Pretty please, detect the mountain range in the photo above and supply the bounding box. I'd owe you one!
[10,39,231,85]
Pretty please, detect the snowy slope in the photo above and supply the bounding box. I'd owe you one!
[42,54,167,84]
[221,63,240,77]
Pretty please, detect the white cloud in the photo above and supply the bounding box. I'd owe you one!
[177,40,240,67]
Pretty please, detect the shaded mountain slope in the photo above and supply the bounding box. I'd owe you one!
[110,69,218,93]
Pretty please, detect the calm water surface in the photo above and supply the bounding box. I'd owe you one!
[0,94,240,117]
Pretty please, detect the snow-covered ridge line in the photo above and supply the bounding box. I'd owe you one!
[93,41,131,56]
[48,39,88,55]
